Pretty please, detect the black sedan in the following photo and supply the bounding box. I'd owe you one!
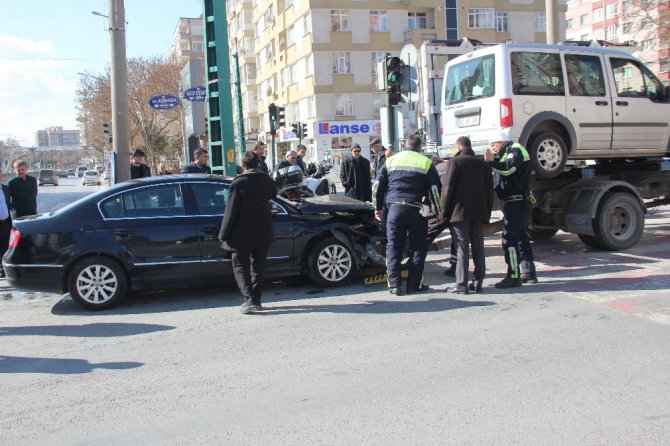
[3,175,384,310]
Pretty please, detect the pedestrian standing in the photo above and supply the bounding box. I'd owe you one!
[254,141,270,174]
[369,138,384,179]
[218,151,278,314]
[374,134,441,295]
[7,160,37,218]
[295,144,308,173]
[0,173,12,278]
[276,150,298,170]
[340,144,372,201]
[130,148,152,179]
[441,136,494,294]
[484,133,538,288]
[181,147,212,174]
[158,163,172,175]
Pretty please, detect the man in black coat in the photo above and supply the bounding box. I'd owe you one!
[0,174,12,278]
[218,151,278,314]
[340,144,372,201]
[440,136,494,294]
[7,160,37,218]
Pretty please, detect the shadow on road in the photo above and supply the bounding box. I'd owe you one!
[0,322,175,337]
[0,355,143,374]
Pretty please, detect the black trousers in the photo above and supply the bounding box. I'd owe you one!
[451,220,485,289]
[0,218,11,271]
[386,205,428,291]
[231,246,269,306]
[501,201,533,279]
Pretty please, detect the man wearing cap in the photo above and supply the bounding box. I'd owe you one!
[369,138,384,179]
[484,132,538,288]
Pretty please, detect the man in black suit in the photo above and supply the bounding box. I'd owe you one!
[440,136,494,294]
[340,144,372,201]
[0,174,12,278]
[218,151,278,314]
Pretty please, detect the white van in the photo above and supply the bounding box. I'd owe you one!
[440,43,670,178]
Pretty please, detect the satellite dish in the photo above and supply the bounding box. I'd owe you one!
[400,44,418,67]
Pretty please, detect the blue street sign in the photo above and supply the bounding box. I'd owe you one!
[183,86,207,102]
[149,94,180,110]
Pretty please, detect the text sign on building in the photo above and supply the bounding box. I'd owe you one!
[278,127,298,142]
[149,94,180,110]
[184,86,207,102]
[317,120,382,135]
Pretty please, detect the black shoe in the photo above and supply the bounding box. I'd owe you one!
[468,281,483,293]
[407,284,430,294]
[240,303,262,314]
[521,272,538,284]
[494,277,522,289]
[444,263,456,277]
[446,286,469,295]
[389,287,401,295]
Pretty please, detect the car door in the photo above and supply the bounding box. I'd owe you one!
[186,181,295,281]
[607,56,670,152]
[99,183,201,286]
[563,52,613,153]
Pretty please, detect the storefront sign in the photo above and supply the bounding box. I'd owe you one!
[317,120,381,136]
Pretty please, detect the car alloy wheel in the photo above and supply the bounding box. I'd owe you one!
[307,237,355,287]
[68,257,128,310]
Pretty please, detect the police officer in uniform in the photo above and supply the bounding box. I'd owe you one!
[484,133,538,288]
[374,134,442,295]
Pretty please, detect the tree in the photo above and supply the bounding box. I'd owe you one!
[617,0,670,74]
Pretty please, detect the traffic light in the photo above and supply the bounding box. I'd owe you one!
[277,106,286,128]
[102,121,112,143]
[291,123,299,137]
[387,56,403,92]
[268,103,277,132]
[301,122,308,139]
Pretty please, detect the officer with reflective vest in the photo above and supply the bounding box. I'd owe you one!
[374,134,442,295]
[484,132,538,288]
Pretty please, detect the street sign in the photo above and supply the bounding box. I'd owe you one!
[183,86,207,102]
[149,94,180,110]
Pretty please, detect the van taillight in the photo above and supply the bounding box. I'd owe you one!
[8,229,20,249]
[500,98,513,127]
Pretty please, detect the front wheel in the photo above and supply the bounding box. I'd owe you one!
[307,237,356,287]
[528,132,568,179]
[68,256,128,310]
[592,192,644,251]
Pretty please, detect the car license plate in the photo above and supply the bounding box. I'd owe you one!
[457,114,480,128]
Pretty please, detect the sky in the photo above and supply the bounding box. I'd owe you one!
[0,0,203,147]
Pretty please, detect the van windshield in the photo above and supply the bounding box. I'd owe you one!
[445,54,495,105]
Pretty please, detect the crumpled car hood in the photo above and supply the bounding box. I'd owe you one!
[298,195,374,214]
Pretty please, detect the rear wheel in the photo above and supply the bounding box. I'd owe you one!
[528,132,568,179]
[68,256,128,310]
[307,237,355,287]
[592,192,644,251]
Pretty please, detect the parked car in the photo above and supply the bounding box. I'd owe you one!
[38,169,59,186]
[57,170,68,178]
[67,169,76,177]
[82,170,101,186]
[77,166,88,177]
[3,175,384,310]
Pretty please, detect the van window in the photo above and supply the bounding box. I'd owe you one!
[564,54,606,96]
[511,52,564,95]
[445,54,495,105]
[610,57,666,101]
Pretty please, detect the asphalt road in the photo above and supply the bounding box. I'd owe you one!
[0,183,668,445]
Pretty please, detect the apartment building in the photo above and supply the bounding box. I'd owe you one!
[169,17,206,66]
[34,127,80,148]
[227,0,563,163]
[565,0,669,83]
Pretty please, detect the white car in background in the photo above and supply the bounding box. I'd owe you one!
[82,170,101,186]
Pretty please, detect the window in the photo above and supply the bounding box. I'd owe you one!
[286,25,295,46]
[306,54,314,76]
[606,25,618,39]
[564,54,606,96]
[610,57,665,100]
[623,0,633,12]
[101,185,185,219]
[190,25,203,36]
[495,12,508,32]
[331,10,349,32]
[468,8,494,28]
[335,94,353,116]
[642,39,654,51]
[333,52,351,73]
[370,11,388,32]
[534,12,546,32]
[445,54,496,105]
[304,14,312,34]
[580,14,589,26]
[566,19,573,30]
[605,3,617,19]
[190,183,229,216]
[622,22,632,34]
[594,28,604,40]
[285,0,293,9]
[408,12,427,29]
[593,8,603,22]
[661,57,670,73]
[282,66,293,86]
[511,52,564,95]
[371,51,386,74]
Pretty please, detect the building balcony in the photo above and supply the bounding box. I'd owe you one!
[404,28,438,44]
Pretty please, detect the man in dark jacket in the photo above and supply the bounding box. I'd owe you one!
[7,160,37,218]
[0,173,12,278]
[340,144,372,201]
[440,136,494,294]
[369,138,384,179]
[254,141,270,174]
[130,148,152,179]
[218,151,278,314]
[181,147,212,174]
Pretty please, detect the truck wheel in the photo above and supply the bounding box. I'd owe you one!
[529,132,568,179]
[307,237,355,287]
[593,192,644,251]
[68,256,128,310]
[527,227,558,240]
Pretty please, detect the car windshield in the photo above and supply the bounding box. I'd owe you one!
[445,54,496,105]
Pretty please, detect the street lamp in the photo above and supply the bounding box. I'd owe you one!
[91,11,109,18]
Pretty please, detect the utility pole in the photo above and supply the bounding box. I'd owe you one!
[109,0,130,183]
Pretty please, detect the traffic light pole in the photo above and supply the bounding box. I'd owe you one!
[109,0,130,184]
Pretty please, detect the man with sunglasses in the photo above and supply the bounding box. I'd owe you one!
[339,144,372,201]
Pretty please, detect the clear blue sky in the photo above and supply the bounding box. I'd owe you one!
[0,0,203,146]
